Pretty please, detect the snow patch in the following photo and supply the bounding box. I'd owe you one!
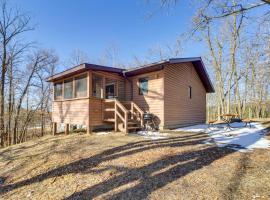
[95,131,112,135]
[174,122,270,152]
[136,130,168,140]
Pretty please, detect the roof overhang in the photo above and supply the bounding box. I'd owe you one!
[124,62,165,77]
[46,57,214,93]
[46,63,124,82]
[169,57,215,93]
[124,57,215,93]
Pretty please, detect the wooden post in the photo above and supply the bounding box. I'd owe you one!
[124,112,128,134]
[87,125,92,134]
[114,101,117,132]
[131,102,134,120]
[88,71,92,136]
[101,76,105,99]
[116,80,118,98]
[65,124,70,135]
[88,71,92,98]
[52,122,57,136]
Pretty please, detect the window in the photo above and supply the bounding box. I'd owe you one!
[188,86,192,99]
[105,83,115,99]
[139,77,148,95]
[54,82,62,100]
[64,78,73,99]
[75,74,87,98]
[92,74,103,98]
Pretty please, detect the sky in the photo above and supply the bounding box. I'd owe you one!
[12,0,203,70]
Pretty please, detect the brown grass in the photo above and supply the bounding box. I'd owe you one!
[0,130,270,200]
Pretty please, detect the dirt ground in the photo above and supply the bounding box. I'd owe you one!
[0,129,270,200]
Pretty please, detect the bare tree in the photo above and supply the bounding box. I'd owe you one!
[156,0,269,29]
[0,0,33,146]
[67,49,89,66]
[150,0,270,119]
[12,50,57,144]
[35,54,57,137]
[97,43,121,67]
[191,0,269,34]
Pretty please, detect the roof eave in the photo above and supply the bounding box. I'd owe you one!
[169,57,215,93]
[46,64,86,82]
[46,63,124,82]
[124,63,165,77]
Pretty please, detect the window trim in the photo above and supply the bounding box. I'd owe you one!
[54,81,63,101]
[53,72,88,101]
[63,78,74,100]
[92,73,104,99]
[74,73,88,98]
[138,77,148,95]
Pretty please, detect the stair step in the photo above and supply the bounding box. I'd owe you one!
[103,118,115,122]
[127,121,138,125]
[128,119,140,122]
[127,126,142,130]
[104,108,114,112]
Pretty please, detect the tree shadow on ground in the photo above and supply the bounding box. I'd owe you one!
[224,153,250,200]
[65,145,235,199]
[0,132,236,199]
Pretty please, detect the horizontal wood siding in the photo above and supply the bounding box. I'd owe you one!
[52,99,89,125]
[124,80,132,101]
[89,98,103,126]
[52,70,126,126]
[128,70,164,128]
[164,63,206,128]
[118,80,125,101]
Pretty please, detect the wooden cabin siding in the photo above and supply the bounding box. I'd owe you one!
[52,70,126,127]
[164,63,206,128]
[124,80,132,101]
[52,98,89,125]
[128,70,165,128]
[118,80,125,101]
[89,98,103,125]
[51,62,209,131]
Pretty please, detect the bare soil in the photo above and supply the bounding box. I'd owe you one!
[0,129,270,200]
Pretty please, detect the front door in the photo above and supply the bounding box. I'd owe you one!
[105,84,115,99]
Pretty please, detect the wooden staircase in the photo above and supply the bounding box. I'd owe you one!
[103,99,144,133]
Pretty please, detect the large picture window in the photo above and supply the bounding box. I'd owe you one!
[64,78,73,99]
[139,77,148,95]
[75,74,87,98]
[54,82,62,100]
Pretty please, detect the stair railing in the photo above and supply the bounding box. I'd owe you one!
[103,99,144,133]
[131,102,144,127]
[114,99,129,133]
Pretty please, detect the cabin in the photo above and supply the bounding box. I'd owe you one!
[46,57,214,134]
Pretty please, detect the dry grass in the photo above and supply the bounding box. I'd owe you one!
[0,130,270,200]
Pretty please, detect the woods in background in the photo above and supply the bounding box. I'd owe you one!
[0,1,58,147]
[156,0,270,120]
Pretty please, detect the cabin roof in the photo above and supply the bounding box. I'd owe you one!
[123,57,214,93]
[46,63,124,82]
[46,57,215,93]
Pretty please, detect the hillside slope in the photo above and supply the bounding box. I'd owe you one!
[0,131,270,200]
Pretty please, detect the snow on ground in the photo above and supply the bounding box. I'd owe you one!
[95,131,112,135]
[174,122,270,152]
[136,130,168,140]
